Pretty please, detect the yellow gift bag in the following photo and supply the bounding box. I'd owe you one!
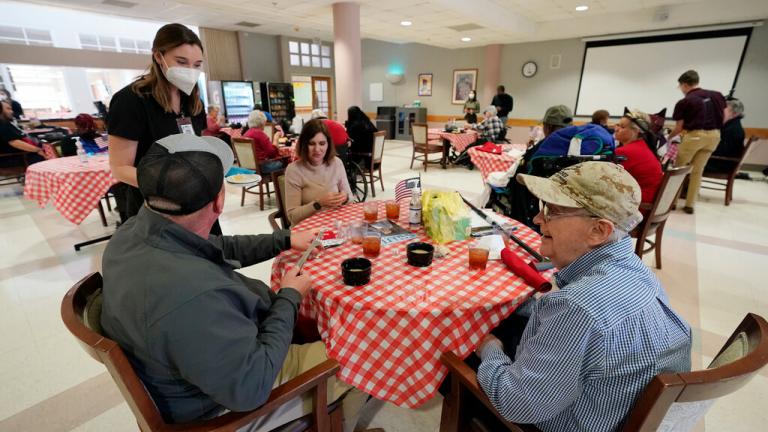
[421,190,471,244]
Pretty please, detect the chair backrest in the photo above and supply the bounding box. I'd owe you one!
[263,123,274,141]
[412,123,428,146]
[61,272,168,432]
[372,131,386,163]
[271,170,290,229]
[232,137,258,171]
[646,165,692,226]
[733,136,758,175]
[623,313,768,431]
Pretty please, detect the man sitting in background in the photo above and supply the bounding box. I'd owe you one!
[476,162,691,431]
[100,134,371,432]
[705,97,746,174]
[471,105,505,143]
[0,100,46,167]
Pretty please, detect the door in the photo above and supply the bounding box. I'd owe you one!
[312,77,331,117]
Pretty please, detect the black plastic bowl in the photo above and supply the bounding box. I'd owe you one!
[406,242,435,267]
[341,257,372,286]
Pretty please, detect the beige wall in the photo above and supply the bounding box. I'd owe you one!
[238,31,282,82]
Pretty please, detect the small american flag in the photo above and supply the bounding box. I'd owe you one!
[95,135,109,149]
[394,177,421,202]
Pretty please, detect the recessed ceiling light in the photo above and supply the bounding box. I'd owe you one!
[575,5,589,12]
[400,20,412,26]
[461,37,471,42]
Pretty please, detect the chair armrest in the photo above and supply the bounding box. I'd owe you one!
[178,359,341,432]
[639,203,653,211]
[268,210,283,231]
[440,352,541,432]
[707,155,741,162]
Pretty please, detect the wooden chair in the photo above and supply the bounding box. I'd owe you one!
[264,123,275,142]
[631,165,692,269]
[350,131,386,197]
[410,123,443,172]
[268,171,290,231]
[701,136,758,205]
[440,312,768,432]
[61,272,344,432]
[232,136,281,211]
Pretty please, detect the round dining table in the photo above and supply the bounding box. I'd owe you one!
[23,154,117,225]
[270,201,544,407]
[468,143,527,182]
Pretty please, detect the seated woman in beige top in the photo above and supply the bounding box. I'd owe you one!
[285,119,353,225]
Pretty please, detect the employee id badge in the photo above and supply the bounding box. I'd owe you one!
[176,117,195,135]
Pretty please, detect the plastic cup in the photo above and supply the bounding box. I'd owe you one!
[386,201,400,221]
[468,245,490,270]
[348,222,365,244]
[362,230,381,258]
[363,201,379,223]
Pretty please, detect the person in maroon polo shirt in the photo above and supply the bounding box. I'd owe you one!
[310,109,349,162]
[669,70,726,214]
[614,110,663,220]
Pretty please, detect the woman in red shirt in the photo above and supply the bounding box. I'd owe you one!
[614,110,663,218]
[243,110,285,173]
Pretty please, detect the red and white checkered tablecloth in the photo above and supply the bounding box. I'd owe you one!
[468,144,527,182]
[23,155,117,225]
[220,127,243,139]
[428,129,479,153]
[270,201,545,407]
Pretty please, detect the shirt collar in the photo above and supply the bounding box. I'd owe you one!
[554,237,633,288]
[132,206,241,269]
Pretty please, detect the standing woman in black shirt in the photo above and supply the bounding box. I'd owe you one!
[108,23,216,228]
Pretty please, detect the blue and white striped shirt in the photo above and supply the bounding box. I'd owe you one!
[477,237,691,432]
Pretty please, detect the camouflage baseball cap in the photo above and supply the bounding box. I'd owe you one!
[542,105,573,127]
[517,161,643,231]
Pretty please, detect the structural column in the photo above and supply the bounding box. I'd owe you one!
[332,2,362,122]
[482,44,502,112]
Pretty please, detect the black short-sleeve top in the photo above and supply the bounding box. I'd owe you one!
[107,84,206,166]
[0,120,26,154]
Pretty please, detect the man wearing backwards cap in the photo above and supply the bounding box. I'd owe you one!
[475,162,691,431]
[100,134,371,432]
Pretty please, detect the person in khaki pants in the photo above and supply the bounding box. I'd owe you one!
[669,70,726,213]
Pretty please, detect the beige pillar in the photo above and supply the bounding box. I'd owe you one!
[332,2,362,123]
[482,44,502,113]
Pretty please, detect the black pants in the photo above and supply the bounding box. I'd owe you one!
[439,314,529,395]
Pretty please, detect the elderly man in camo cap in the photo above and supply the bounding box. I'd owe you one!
[473,162,691,431]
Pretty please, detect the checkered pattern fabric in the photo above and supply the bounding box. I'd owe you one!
[270,202,545,407]
[468,144,525,182]
[221,127,243,139]
[428,129,479,153]
[24,155,117,225]
[95,135,109,149]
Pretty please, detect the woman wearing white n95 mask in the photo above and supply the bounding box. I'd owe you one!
[107,23,217,230]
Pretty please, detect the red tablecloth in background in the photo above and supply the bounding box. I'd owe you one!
[24,155,117,224]
[270,201,544,407]
[428,129,478,153]
[220,127,242,139]
[468,144,526,182]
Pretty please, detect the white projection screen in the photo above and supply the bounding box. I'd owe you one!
[575,29,752,118]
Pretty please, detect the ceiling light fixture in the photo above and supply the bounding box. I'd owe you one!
[400,20,412,26]
[575,5,589,12]
[461,37,471,42]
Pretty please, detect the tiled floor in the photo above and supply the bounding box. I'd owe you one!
[0,139,766,431]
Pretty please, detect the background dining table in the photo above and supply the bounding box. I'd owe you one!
[23,154,117,225]
[468,143,526,182]
[270,200,546,408]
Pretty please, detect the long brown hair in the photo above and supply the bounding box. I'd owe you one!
[297,119,336,165]
[131,23,204,116]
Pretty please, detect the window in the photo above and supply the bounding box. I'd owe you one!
[79,33,151,54]
[0,25,53,46]
[6,64,70,118]
[288,39,332,69]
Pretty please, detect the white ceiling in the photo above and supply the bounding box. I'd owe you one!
[17,0,768,48]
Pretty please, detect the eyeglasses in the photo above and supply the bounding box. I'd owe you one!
[541,203,599,223]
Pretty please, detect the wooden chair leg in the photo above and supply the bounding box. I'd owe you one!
[369,168,376,197]
[410,149,416,169]
[655,224,665,270]
[330,404,344,432]
[105,193,112,212]
[241,187,246,207]
[423,149,428,172]
[259,183,265,211]
[634,234,644,259]
[379,165,384,191]
[726,178,734,205]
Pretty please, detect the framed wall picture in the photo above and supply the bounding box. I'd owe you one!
[418,73,433,96]
[451,69,478,104]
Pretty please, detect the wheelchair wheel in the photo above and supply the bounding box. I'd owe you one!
[346,161,368,202]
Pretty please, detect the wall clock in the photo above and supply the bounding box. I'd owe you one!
[522,61,537,78]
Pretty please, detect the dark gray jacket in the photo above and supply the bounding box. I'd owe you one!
[101,207,301,423]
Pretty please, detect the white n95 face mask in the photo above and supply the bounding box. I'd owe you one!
[160,55,201,96]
